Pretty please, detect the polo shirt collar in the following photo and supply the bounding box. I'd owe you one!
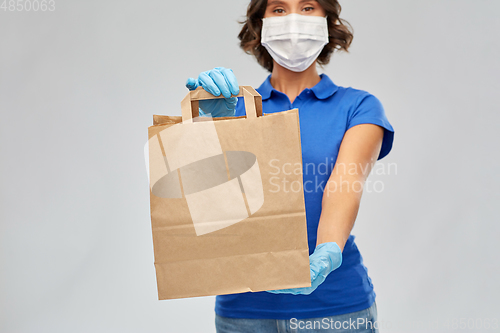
[311,74,339,99]
[256,74,339,101]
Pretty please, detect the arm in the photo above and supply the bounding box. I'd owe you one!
[316,123,385,251]
[267,123,384,295]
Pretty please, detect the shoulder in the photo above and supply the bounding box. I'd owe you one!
[335,86,383,110]
[313,74,383,113]
[327,85,386,126]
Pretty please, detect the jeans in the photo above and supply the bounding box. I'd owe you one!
[215,301,378,333]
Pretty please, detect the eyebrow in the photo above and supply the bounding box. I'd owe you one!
[267,0,318,5]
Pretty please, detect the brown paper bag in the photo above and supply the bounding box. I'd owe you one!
[147,86,310,300]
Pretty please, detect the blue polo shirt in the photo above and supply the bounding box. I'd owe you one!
[215,74,395,319]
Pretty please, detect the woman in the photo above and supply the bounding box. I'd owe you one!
[186,0,394,332]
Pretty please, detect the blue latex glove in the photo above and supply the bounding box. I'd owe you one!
[267,242,342,295]
[185,67,239,117]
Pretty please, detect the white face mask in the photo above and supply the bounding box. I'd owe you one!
[261,14,329,72]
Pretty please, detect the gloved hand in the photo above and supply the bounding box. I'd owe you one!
[267,242,342,295]
[185,67,239,117]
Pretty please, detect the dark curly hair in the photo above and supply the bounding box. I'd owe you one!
[238,0,354,72]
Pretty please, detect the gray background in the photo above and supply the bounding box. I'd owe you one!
[1,0,499,332]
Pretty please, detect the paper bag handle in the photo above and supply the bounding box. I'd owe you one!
[180,86,263,123]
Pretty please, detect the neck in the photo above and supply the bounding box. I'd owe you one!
[270,61,321,104]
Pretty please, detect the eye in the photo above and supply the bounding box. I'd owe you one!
[273,8,285,14]
[302,6,315,12]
